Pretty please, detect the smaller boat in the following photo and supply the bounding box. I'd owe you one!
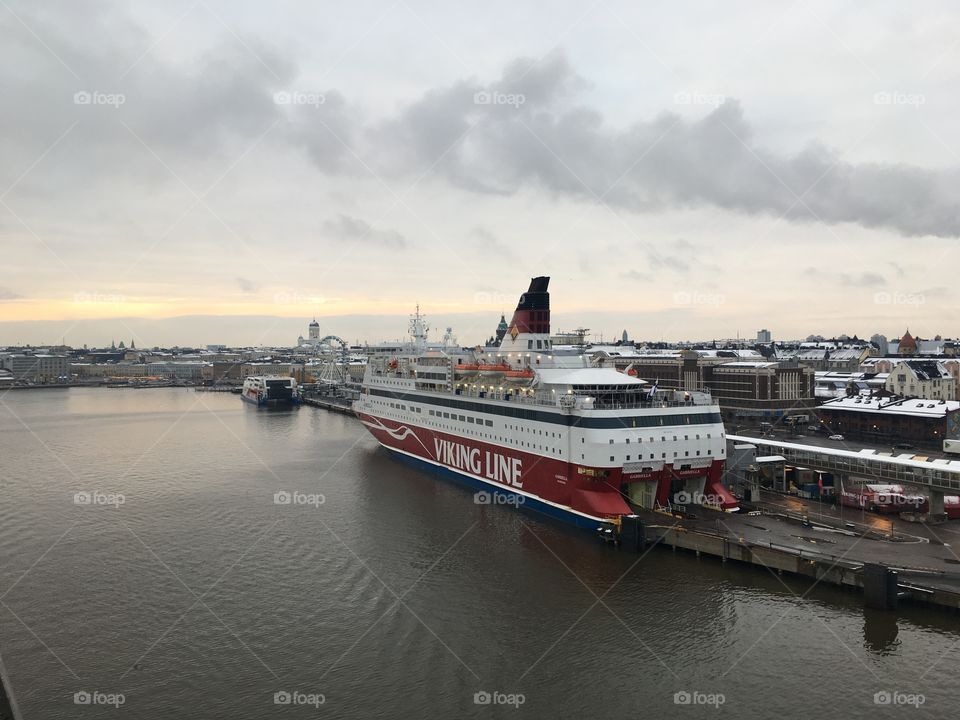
[241,376,300,406]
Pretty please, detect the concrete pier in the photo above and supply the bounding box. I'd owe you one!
[301,396,355,415]
[630,506,960,613]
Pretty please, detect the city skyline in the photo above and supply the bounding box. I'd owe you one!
[0,310,942,350]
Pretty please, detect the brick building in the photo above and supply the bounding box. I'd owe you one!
[817,395,960,449]
[592,350,816,425]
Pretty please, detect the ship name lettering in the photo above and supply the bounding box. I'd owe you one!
[432,439,522,488]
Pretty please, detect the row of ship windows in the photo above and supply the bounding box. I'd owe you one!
[370,401,720,463]
[428,408,494,427]
[611,450,706,461]
[605,433,715,444]
[372,399,566,455]
[504,423,562,438]
[387,401,422,414]
[372,399,494,427]
[372,400,722,449]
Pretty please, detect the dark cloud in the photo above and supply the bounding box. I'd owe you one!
[321,214,406,249]
[839,272,886,287]
[918,285,949,298]
[467,226,513,256]
[647,252,689,272]
[0,0,296,193]
[342,54,960,238]
[5,4,959,240]
[642,239,700,273]
[236,277,259,294]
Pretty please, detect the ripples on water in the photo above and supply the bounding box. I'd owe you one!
[1,388,959,719]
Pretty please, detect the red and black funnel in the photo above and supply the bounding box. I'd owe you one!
[508,276,550,335]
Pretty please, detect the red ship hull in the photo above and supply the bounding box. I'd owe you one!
[356,411,731,527]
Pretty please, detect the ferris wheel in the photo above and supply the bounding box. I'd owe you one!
[316,335,349,358]
[315,335,350,385]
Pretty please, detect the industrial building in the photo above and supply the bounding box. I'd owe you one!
[817,395,960,450]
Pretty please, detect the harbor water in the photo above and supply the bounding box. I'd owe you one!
[1,388,959,718]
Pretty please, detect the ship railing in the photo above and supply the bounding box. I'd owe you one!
[451,389,717,410]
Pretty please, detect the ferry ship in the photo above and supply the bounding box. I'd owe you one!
[241,376,300,406]
[353,277,737,529]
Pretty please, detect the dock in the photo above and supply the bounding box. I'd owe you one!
[298,390,960,611]
[620,505,960,612]
[301,396,355,415]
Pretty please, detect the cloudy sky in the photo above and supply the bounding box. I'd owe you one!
[1,0,958,347]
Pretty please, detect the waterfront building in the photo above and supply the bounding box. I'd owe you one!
[592,349,816,425]
[0,353,70,383]
[884,360,956,401]
[818,395,960,449]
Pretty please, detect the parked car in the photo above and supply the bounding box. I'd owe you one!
[828,434,845,441]
[807,425,819,432]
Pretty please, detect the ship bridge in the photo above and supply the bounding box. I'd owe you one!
[729,434,960,512]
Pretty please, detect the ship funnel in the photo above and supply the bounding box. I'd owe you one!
[507,276,550,337]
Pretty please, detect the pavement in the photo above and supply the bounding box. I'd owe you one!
[661,491,960,594]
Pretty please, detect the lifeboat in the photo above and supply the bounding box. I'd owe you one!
[456,363,511,372]
[504,368,535,378]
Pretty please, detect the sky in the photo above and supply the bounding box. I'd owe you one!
[1,0,959,348]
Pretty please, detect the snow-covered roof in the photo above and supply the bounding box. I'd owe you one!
[695,349,763,358]
[819,395,960,418]
[893,359,952,381]
[716,361,779,368]
[918,340,945,355]
[729,435,960,473]
[828,348,866,361]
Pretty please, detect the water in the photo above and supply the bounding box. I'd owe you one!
[1,388,959,719]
